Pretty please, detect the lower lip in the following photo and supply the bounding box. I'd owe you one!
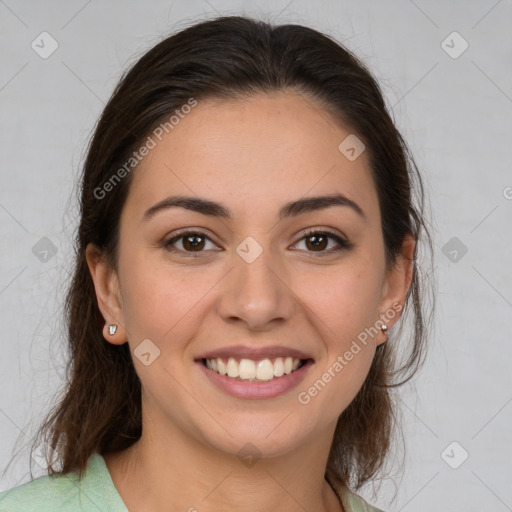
[196,359,314,399]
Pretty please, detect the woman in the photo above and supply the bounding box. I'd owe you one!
[0,15,432,512]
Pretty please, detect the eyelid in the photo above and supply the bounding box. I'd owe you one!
[297,226,348,243]
[163,226,352,256]
[291,227,352,255]
[162,228,221,254]
[165,227,218,243]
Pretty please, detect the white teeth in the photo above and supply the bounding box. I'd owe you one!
[226,357,238,378]
[217,359,227,375]
[256,359,274,381]
[273,357,284,377]
[203,356,304,381]
[239,359,256,379]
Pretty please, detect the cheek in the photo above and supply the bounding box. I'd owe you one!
[294,272,381,422]
[299,259,384,345]
[118,249,219,344]
[293,259,383,404]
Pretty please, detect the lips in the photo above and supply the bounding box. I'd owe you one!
[196,356,314,399]
[194,345,314,388]
[196,345,313,362]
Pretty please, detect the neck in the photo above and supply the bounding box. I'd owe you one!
[104,412,343,512]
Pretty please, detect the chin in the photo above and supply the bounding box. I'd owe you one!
[196,412,320,461]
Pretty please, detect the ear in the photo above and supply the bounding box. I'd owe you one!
[377,234,416,345]
[85,243,127,345]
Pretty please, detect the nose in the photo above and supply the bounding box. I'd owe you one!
[216,242,296,331]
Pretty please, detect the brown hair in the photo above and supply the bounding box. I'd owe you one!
[21,15,432,492]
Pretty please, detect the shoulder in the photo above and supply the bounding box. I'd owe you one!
[0,471,84,512]
[338,485,386,512]
[0,453,126,512]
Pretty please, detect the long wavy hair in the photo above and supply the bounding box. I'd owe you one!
[17,15,433,493]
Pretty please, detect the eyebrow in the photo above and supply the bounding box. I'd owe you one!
[142,193,365,222]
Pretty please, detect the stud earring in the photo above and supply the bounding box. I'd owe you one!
[381,324,388,334]
[108,324,118,336]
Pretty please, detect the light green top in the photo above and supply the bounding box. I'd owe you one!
[0,453,384,512]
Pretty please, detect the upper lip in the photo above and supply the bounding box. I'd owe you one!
[196,345,313,361]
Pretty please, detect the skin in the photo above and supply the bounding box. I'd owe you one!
[86,90,414,512]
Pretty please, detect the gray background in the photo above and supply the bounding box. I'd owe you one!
[1,1,511,511]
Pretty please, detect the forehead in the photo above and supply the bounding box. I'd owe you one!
[123,91,379,224]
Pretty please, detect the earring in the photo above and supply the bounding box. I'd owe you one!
[108,324,118,336]
[381,324,388,334]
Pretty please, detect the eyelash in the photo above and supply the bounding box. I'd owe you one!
[163,228,352,258]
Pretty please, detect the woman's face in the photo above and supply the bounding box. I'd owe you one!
[88,90,412,457]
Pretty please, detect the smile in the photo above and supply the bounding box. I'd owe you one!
[202,356,306,382]
[195,345,314,399]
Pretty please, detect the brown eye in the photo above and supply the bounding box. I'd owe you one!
[163,229,351,258]
[293,229,351,256]
[164,231,218,255]
[181,233,206,251]
[304,232,329,251]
